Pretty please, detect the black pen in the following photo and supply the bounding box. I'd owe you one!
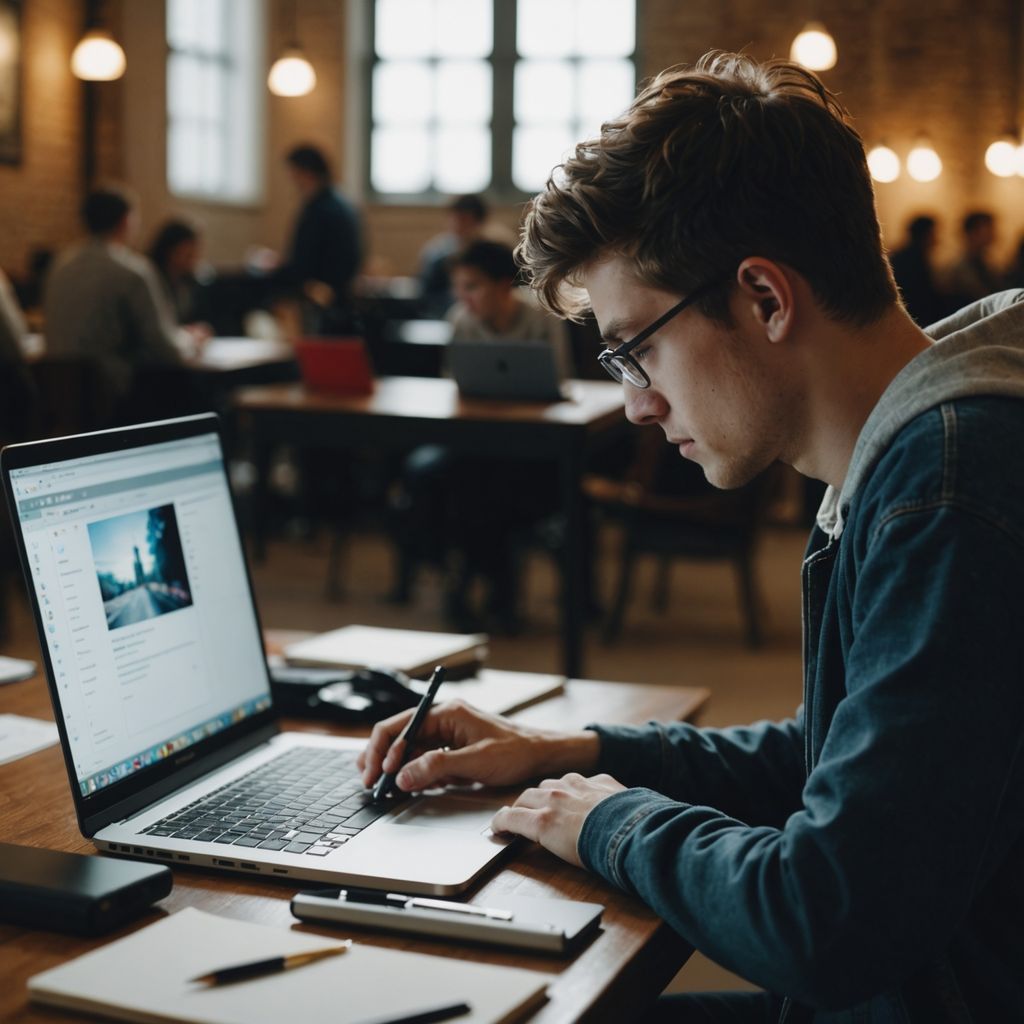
[372,665,446,802]
[358,1002,471,1024]
[189,941,351,986]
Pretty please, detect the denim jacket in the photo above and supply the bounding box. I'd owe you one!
[578,293,1024,1022]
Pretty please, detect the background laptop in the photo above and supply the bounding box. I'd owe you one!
[448,340,571,402]
[295,337,374,395]
[1,414,510,895]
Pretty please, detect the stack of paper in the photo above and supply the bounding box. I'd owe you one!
[29,907,548,1024]
[284,625,488,678]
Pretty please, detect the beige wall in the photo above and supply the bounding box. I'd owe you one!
[4,0,1024,280]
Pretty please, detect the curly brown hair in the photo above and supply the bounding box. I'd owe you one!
[517,51,897,326]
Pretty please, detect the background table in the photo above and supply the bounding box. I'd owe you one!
[235,378,628,679]
[0,661,708,1023]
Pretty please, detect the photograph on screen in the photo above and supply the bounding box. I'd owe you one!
[88,504,193,630]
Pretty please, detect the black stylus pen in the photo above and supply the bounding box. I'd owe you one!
[372,665,446,802]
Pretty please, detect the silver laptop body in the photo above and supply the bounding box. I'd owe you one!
[1,414,510,895]
[449,340,570,401]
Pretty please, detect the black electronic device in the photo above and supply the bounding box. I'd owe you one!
[0,842,173,935]
[269,665,421,722]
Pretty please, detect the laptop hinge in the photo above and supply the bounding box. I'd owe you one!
[82,722,280,836]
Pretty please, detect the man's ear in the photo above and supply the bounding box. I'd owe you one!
[736,258,793,343]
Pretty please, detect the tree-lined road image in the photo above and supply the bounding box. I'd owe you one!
[88,505,194,630]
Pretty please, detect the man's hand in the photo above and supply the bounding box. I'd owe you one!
[491,772,626,867]
[358,699,601,793]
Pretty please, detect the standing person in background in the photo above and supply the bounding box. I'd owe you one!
[943,210,1000,306]
[268,144,363,334]
[148,218,212,339]
[44,186,183,399]
[418,193,489,317]
[888,214,947,326]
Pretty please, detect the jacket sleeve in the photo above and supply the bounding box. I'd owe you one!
[578,503,1024,1009]
[125,265,184,366]
[588,716,806,828]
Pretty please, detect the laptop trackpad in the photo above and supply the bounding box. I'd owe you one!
[391,795,500,832]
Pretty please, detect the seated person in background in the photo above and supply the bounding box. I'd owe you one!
[44,185,183,399]
[888,214,947,326]
[266,144,363,334]
[447,240,572,377]
[943,209,1000,307]
[148,217,212,342]
[418,193,489,317]
[394,241,571,633]
[363,52,1024,1022]
[0,268,36,440]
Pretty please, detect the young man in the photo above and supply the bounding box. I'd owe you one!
[447,239,572,376]
[44,186,184,398]
[360,53,1024,1021]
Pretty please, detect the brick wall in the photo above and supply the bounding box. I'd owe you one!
[0,0,84,277]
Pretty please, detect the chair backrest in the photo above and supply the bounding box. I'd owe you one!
[30,355,116,438]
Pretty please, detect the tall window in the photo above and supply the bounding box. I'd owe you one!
[368,0,636,198]
[166,0,265,203]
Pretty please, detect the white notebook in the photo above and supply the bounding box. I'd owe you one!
[28,907,548,1024]
[283,625,488,677]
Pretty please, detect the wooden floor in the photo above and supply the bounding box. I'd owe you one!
[0,520,809,994]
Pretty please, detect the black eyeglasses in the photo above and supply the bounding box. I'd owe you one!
[597,276,732,389]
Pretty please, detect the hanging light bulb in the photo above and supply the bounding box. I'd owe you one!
[867,144,900,183]
[71,27,126,81]
[906,137,942,182]
[986,135,1020,177]
[268,47,317,97]
[790,21,838,71]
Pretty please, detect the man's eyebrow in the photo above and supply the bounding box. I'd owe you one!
[599,319,632,346]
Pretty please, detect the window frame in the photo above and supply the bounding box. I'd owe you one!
[362,0,639,205]
[165,0,267,208]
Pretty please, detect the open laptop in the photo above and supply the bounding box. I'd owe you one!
[1,414,511,895]
[448,340,572,402]
[294,337,374,396]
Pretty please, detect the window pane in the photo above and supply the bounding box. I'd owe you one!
[373,61,433,125]
[194,0,225,55]
[514,61,573,125]
[168,121,203,194]
[434,0,490,57]
[436,60,490,124]
[167,53,206,120]
[517,0,574,58]
[372,126,432,192]
[576,0,634,56]
[167,0,202,50]
[376,0,435,58]
[577,59,634,131]
[434,127,490,193]
[201,124,224,194]
[513,124,575,192]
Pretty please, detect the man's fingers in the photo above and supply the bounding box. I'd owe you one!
[359,708,415,784]
[491,804,542,842]
[396,742,489,791]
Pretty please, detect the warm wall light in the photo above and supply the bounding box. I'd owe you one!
[790,21,837,71]
[906,138,942,182]
[71,27,126,81]
[985,136,1020,177]
[867,144,900,183]
[268,47,316,96]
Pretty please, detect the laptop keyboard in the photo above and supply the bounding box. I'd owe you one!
[140,746,400,857]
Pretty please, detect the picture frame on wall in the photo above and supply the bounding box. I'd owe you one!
[0,0,22,165]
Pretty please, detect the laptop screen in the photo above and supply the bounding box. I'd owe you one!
[8,431,271,798]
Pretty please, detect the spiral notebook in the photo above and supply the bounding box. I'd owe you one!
[28,907,548,1024]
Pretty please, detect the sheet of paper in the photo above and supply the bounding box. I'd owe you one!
[29,907,548,1024]
[0,714,59,766]
[0,655,36,684]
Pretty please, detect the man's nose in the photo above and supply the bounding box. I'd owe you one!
[623,382,667,425]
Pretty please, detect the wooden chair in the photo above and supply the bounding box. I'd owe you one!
[584,427,782,647]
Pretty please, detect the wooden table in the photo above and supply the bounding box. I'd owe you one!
[0,666,708,1023]
[235,378,628,680]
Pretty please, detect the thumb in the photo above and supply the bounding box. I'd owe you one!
[396,742,492,791]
